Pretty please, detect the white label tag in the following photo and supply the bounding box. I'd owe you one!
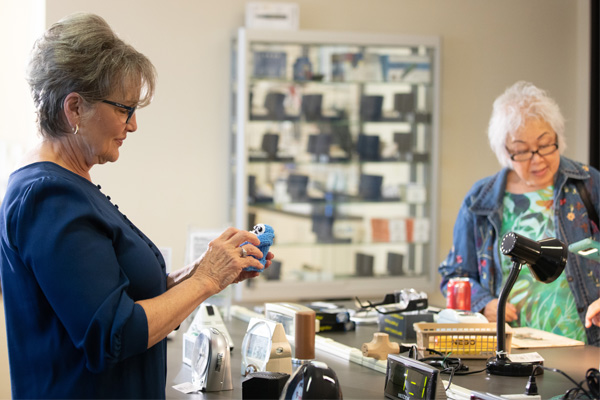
[172,382,199,394]
[507,352,544,363]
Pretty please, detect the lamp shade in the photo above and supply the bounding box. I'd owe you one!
[500,232,567,283]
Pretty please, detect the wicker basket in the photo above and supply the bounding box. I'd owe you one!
[414,322,513,359]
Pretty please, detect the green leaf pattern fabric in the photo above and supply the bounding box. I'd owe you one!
[500,186,586,343]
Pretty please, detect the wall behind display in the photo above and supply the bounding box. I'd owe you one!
[0,0,590,394]
[0,1,45,398]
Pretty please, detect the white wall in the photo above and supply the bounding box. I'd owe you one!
[41,0,590,275]
[0,1,45,397]
[0,0,590,395]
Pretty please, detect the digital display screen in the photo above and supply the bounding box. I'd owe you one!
[245,333,270,361]
[267,312,293,335]
[384,357,436,400]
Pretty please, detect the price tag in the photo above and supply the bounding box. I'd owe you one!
[507,352,544,363]
[172,382,199,394]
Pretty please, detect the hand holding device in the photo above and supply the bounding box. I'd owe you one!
[242,224,275,272]
[568,237,600,262]
[585,298,600,328]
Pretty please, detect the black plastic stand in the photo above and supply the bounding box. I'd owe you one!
[486,260,542,377]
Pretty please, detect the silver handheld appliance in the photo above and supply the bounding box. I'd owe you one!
[191,327,233,392]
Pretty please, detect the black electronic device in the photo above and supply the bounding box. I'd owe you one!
[378,311,434,341]
[358,174,383,200]
[263,260,281,281]
[242,371,289,399]
[261,133,279,159]
[248,175,257,202]
[331,123,353,157]
[311,215,335,242]
[385,354,446,400]
[357,134,381,161]
[280,361,343,399]
[394,132,413,153]
[355,252,375,277]
[387,252,405,276]
[307,302,356,332]
[361,289,428,315]
[307,133,332,157]
[264,92,286,120]
[374,289,432,340]
[360,95,384,121]
[301,94,323,121]
[287,174,309,201]
[394,92,416,115]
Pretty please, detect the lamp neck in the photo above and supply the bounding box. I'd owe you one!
[496,260,522,356]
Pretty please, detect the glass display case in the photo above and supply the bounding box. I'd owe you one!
[230,28,441,301]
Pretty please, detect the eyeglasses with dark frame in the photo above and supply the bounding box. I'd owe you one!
[506,142,559,162]
[101,100,136,124]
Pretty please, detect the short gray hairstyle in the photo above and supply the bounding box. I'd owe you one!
[27,13,157,138]
[487,81,566,169]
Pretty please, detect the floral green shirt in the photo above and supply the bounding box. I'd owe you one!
[500,186,586,342]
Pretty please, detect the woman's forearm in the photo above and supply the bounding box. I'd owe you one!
[137,275,218,348]
[166,262,199,290]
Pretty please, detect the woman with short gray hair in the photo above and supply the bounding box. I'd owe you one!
[0,13,272,398]
[439,81,600,346]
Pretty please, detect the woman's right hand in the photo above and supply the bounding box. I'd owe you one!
[483,299,518,323]
[191,227,265,294]
[140,227,268,348]
[585,298,600,328]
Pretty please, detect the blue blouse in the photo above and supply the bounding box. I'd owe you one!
[0,162,168,398]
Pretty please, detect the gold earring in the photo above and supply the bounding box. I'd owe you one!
[73,124,79,135]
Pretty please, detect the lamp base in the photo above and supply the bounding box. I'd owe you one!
[486,357,543,377]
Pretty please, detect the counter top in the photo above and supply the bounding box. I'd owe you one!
[165,309,599,399]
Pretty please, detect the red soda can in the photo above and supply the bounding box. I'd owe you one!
[446,279,457,309]
[455,279,471,310]
[447,278,471,310]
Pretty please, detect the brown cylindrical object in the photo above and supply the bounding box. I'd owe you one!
[294,310,315,360]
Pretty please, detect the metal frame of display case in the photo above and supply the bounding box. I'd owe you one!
[230,28,441,302]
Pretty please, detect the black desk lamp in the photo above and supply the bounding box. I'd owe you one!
[486,232,568,377]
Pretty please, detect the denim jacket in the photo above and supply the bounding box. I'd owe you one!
[439,157,600,346]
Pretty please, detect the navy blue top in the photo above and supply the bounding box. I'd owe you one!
[0,162,168,399]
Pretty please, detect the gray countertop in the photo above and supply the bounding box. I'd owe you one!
[165,310,600,399]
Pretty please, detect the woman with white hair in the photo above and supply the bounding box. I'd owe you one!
[439,81,600,346]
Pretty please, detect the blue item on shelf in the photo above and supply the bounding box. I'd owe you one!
[293,56,312,81]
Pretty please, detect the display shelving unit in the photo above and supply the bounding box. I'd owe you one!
[230,28,441,302]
